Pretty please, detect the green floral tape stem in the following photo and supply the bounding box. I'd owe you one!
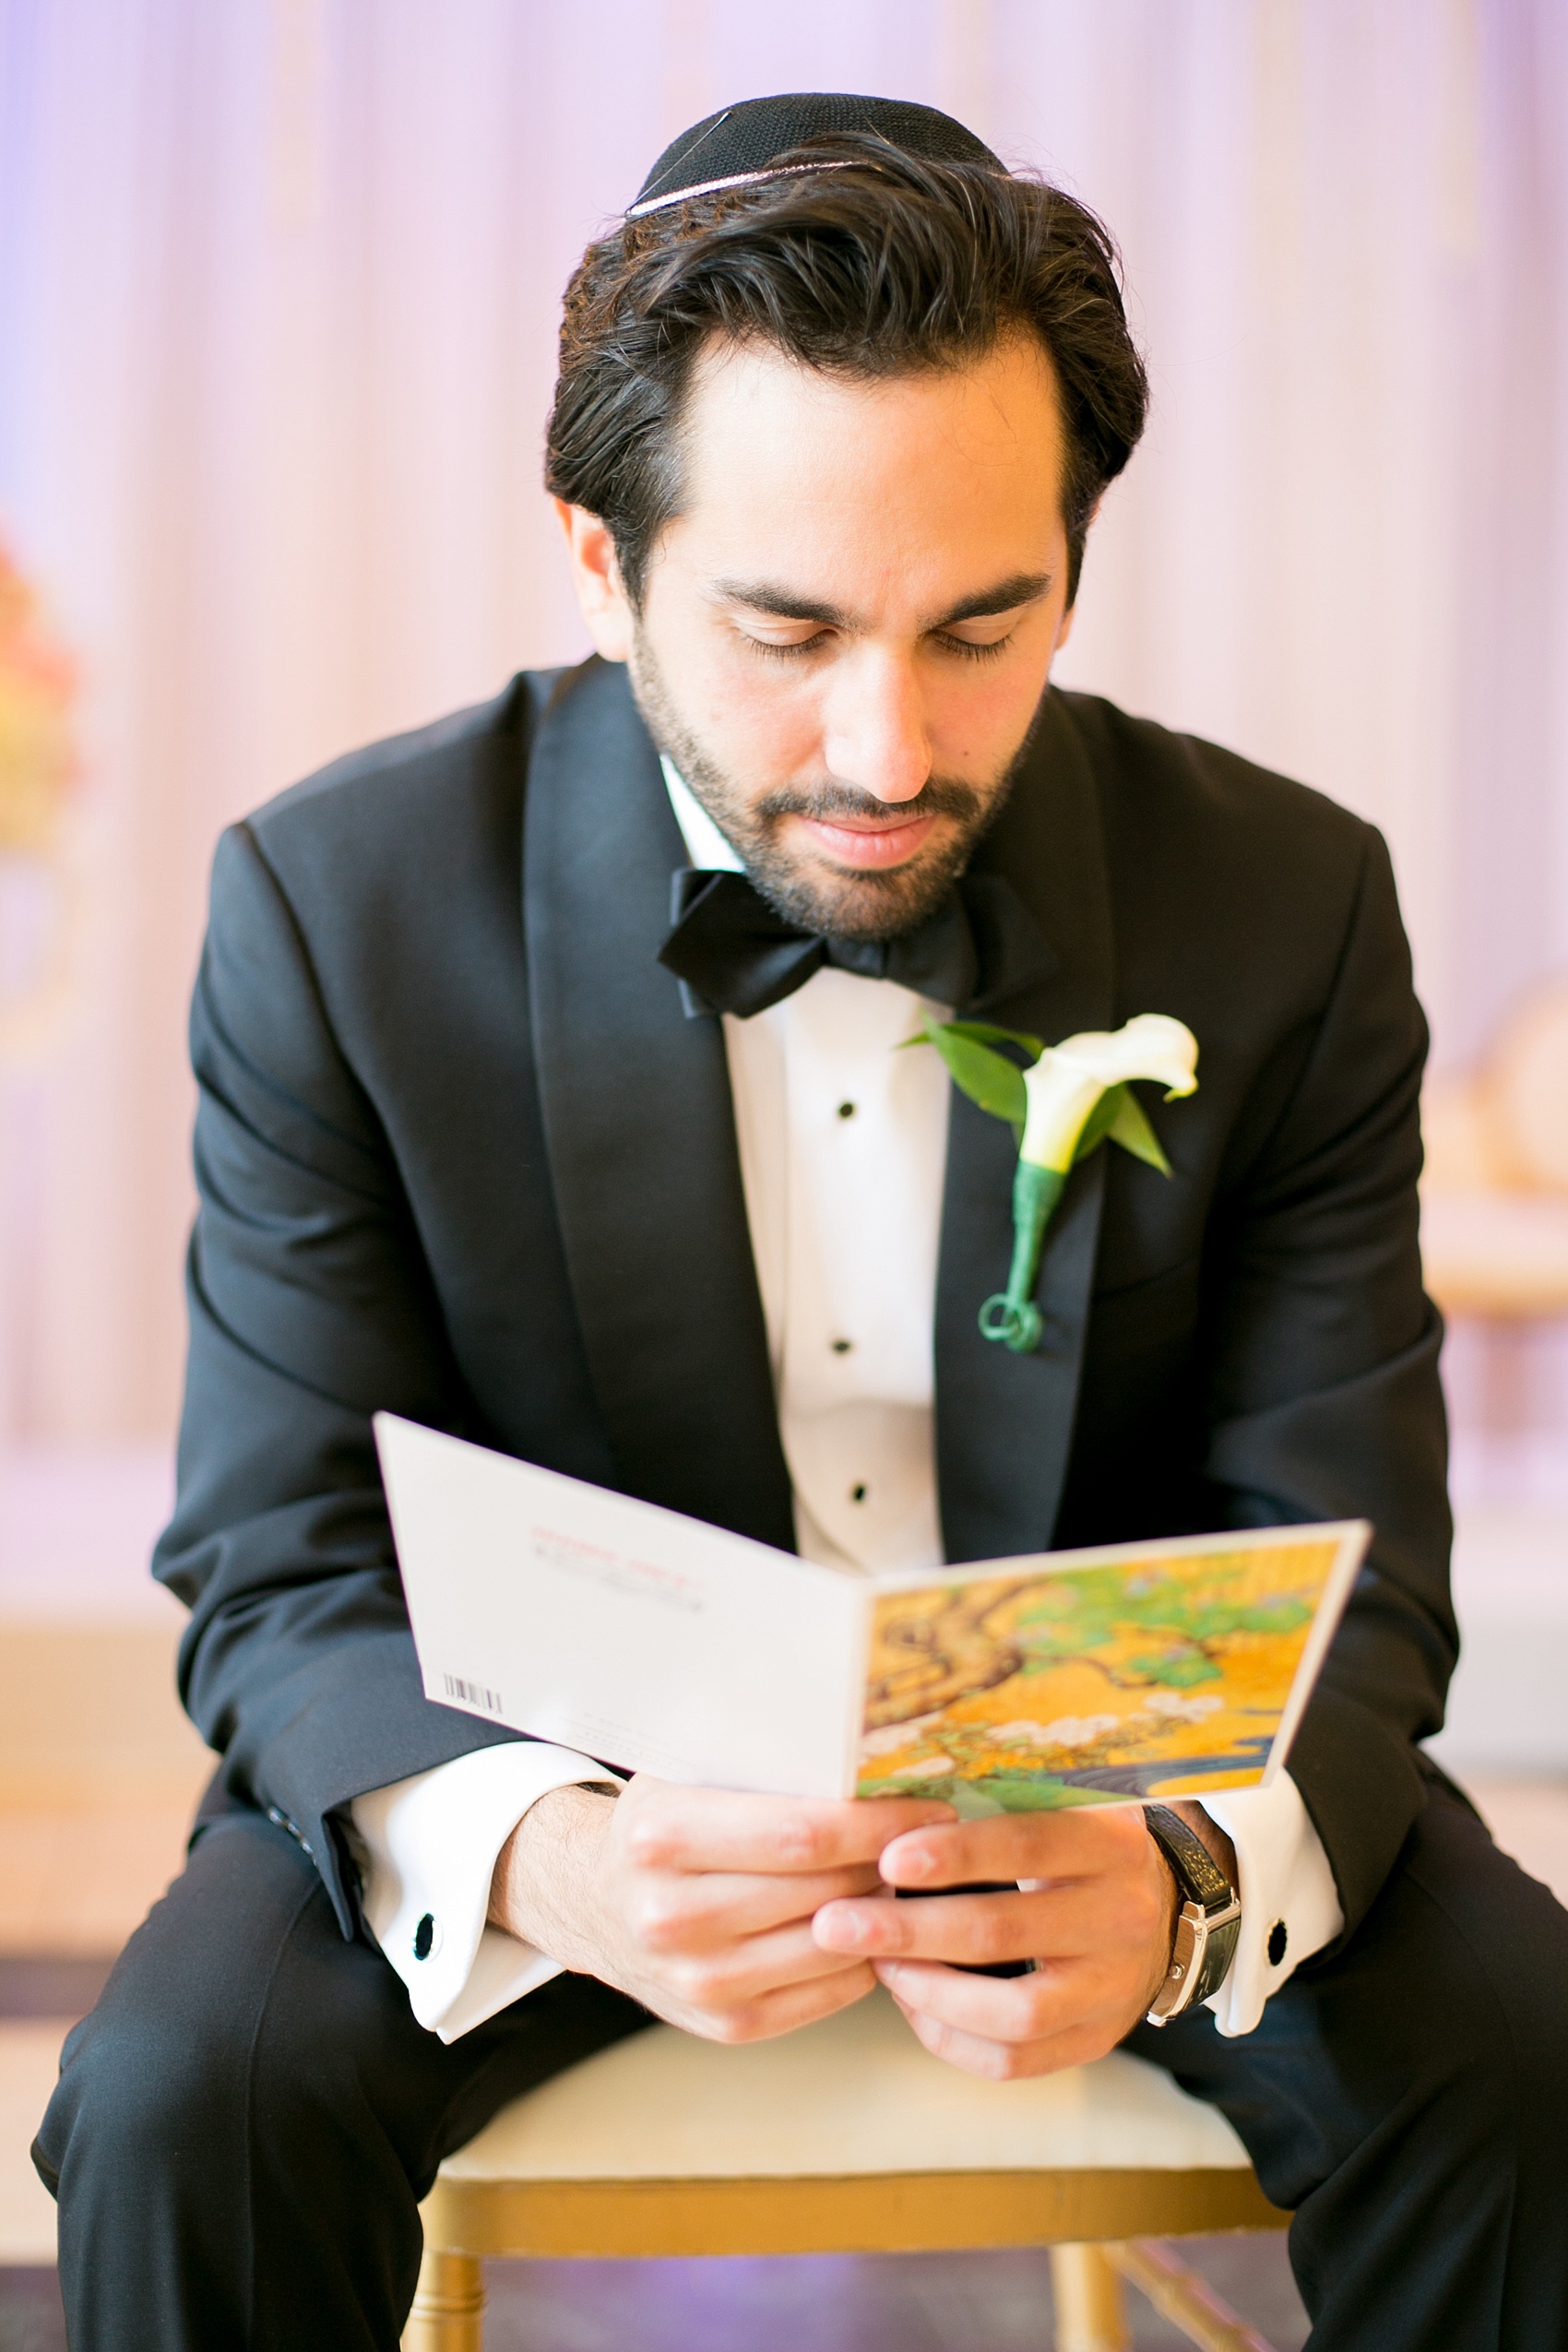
[979,1161,1064,1352]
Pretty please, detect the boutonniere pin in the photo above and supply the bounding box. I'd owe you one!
[913,1012,1199,1353]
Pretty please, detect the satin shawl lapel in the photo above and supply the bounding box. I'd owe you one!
[524,659,794,1548]
[935,692,1114,1563]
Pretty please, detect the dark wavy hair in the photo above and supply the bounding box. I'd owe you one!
[545,133,1148,609]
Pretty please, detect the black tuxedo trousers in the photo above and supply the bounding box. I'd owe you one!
[32,661,1568,2342]
[35,1780,1568,2348]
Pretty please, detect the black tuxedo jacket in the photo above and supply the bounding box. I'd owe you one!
[158,656,1454,1950]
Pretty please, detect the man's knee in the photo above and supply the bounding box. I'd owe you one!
[1403,1788,1568,2142]
[35,1809,386,2201]
[35,1812,309,2171]
[37,1994,240,2199]
[1304,1787,1568,2099]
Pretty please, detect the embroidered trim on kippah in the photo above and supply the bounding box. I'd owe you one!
[625,160,858,220]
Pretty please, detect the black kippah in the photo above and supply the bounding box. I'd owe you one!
[629,91,1004,218]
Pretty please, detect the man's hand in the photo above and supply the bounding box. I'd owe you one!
[811,1800,1235,2080]
[488,1776,954,2044]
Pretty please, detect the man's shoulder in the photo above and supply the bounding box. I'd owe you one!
[198,670,584,1074]
[1050,690,1404,1039]
[244,669,564,857]
[1056,687,1375,880]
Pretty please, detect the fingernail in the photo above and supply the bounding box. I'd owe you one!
[820,1906,871,1950]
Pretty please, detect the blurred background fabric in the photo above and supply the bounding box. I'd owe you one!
[0,0,1564,1474]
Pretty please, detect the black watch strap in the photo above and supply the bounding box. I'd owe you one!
[1143,1802,1242,2025]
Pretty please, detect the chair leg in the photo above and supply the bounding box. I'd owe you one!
[1106,2239,1279,2352]
[402,2247,486,2352]
[1050,2242,1131,2352]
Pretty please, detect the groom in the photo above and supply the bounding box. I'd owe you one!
[37,91,1568,2352]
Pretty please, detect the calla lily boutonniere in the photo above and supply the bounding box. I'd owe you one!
[913,1013,1199,1353]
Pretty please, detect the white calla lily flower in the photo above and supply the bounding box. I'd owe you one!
[1020,1014,1199,1172]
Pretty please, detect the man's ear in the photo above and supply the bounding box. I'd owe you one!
[553,499,635,662]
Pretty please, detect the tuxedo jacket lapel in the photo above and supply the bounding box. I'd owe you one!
[935,692,1115,1563]
[524,659,795,1549]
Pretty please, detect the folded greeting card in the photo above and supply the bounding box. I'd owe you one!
[376,1413,1367,1812]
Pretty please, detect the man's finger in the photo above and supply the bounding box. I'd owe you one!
[622,1779,954,1874]
[871,1953,1090,2045]
[634,1861,885,1950]
[660,1918,881,2010]
[814,1871,1160,1967]
[877,1800,1151,1891]
[813,1886,1052,1966]
[686,1962,880,2046]
[887,1992,1109,2083]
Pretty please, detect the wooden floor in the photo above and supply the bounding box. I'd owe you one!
[2,1617,1564,2349]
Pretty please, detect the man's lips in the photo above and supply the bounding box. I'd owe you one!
[790,812,939,869]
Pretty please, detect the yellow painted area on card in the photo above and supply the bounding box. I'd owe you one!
[855,1538,1341,1801]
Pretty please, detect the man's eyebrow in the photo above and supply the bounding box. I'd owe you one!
[707,572,1053,631]
[709,580,855,628]
[933,573,1052,626]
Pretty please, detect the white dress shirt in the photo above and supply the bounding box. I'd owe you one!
[351,756,1342,2042]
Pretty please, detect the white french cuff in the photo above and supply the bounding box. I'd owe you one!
[350,1743,623,2044]
[1195,1772,1344,2037]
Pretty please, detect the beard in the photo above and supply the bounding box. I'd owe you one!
[628,629,1032,943]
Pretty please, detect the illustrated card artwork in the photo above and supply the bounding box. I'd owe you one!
[855,1532,1355,1812]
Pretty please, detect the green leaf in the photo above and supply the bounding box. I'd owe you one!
[898,1019,1042,1063]
[938,1019,1045,1059]
[915,1023,1028,1129]
[1071,1082,1128,1164]
[1108,1087,1172,1174]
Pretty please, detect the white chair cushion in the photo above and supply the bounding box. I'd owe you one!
[440,1989,1250,2184]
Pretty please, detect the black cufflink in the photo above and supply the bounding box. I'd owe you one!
[413,1914,436,1961]
[1267,1918,1288,1966]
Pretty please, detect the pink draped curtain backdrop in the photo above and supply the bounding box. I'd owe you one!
[1,0,1565,1446]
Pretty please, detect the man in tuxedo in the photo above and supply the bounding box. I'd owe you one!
[36,92,1568,2352]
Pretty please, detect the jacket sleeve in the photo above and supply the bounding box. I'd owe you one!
[155,821,522,1935]
[1202,825,1455,1945]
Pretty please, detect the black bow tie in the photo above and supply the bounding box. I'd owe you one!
[659,868,1055,1019]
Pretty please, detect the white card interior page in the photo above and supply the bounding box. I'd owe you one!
[375,1415,868,1797]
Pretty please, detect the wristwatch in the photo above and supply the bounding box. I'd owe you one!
[1142,1803,1242,2025]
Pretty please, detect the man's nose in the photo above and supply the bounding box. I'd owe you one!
[821,653,932,805]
